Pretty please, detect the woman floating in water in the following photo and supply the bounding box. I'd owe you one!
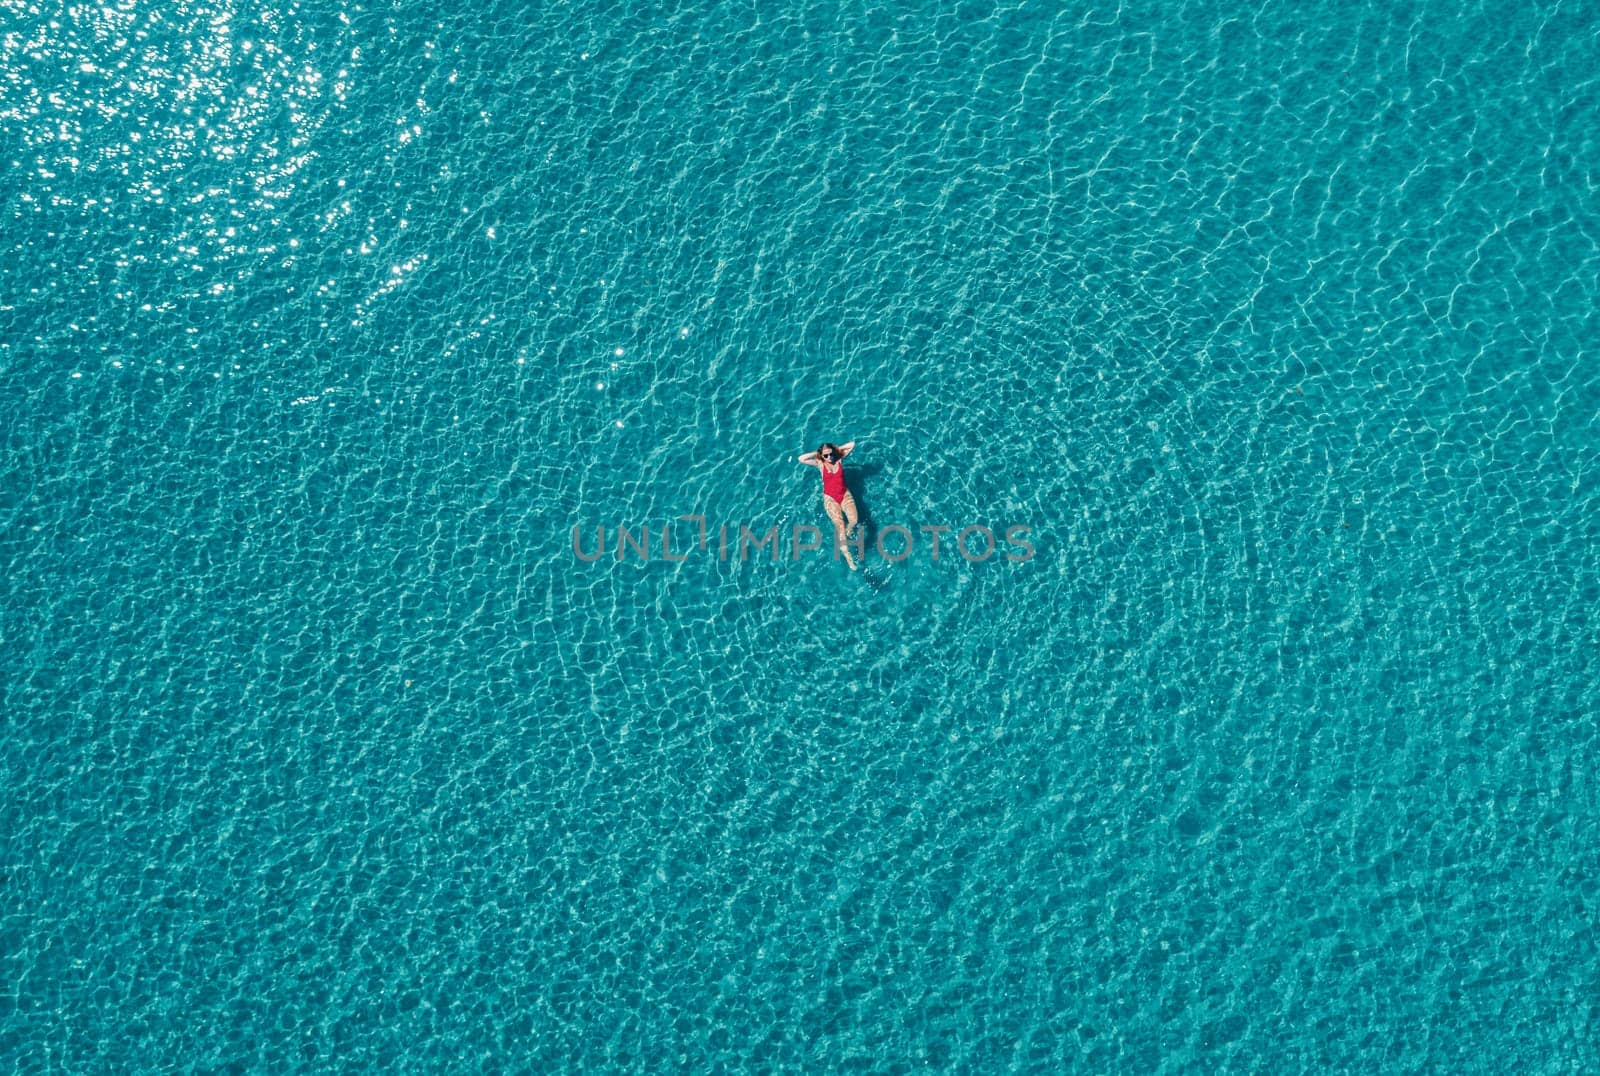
[796,440,859,569]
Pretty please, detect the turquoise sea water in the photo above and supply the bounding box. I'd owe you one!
[5,0,1599,1069]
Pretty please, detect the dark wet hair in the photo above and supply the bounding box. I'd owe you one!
[817,443,841,462]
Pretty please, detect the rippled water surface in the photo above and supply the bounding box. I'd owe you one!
[5,0,1599,1069]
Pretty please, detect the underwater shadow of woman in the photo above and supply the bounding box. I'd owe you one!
[844,461,884,552]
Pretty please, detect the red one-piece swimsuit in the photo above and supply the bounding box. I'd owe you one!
[822,460,847,504]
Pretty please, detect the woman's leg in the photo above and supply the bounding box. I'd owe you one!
[841,492,859,533]
[823,495,846,541]
[823,496,857,569]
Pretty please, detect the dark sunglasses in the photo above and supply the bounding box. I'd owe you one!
[821,450,839,462]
